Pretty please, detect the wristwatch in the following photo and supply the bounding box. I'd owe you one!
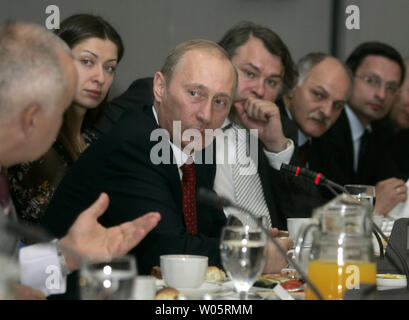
[52,239,72,276]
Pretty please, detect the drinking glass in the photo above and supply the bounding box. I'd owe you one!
[220,215,267,300]
[79,255,137,300]
[0,255,19,299]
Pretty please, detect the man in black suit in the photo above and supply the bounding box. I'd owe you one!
[277,52,352,212]
[280,53,352,169]
[213,22,330,229]
[42,39,291,276]
[311,42,407,216]
[92,22,326,228]
[375,58,409,180]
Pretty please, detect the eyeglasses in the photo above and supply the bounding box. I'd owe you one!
[355,75,399,95]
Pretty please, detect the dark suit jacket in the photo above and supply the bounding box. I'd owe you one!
[42,105,226,276]
[273,100,330,218]
[371,118,409,181]
[312,109,398,186]
[93,77,154,137]
[91,77,287,228]
[255,138,294,230]
[91,78,322,229]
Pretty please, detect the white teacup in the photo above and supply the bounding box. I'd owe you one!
[160,255,208,289]
[287,218,314,244]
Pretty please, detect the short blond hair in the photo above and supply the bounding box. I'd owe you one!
[161,39,238,96]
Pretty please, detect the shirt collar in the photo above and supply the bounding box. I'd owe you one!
[221,117,232,129]
[152,106,191,168]
[297,130,310,147]
[345,104,372,142]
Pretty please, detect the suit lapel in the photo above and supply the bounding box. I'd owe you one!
[143,105,184,215]
[313,109,355,185]
[256,140,282,228]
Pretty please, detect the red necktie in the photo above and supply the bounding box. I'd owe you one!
[0,168,10,215]
[181,162,198,235]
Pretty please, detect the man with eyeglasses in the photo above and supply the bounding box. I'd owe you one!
[371,58,409,183]
[315,42,407,216]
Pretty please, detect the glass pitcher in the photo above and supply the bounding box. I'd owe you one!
[294,193,377,300]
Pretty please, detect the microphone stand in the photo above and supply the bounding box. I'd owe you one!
[373,222,409,290]
[198,188,324,300]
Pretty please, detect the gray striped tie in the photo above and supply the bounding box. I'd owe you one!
[231,123,272,229]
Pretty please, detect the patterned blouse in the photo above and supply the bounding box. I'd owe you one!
[7,130,97,229]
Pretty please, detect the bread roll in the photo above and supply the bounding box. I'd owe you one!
[205,266,226,282]
[155,288,179,300]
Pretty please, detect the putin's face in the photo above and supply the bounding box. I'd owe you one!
[154,48,236,152]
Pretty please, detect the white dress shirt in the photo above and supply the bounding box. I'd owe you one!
[345,105,372,172]
[213,117,294,219]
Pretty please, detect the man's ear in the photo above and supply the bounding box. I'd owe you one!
[21,104,41,138]
[153,72,166,103]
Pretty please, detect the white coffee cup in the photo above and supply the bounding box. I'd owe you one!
[132,275,156,300]
[287,218,314,244]
[160,255,208,289]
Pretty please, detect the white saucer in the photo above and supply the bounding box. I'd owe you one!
[176,282,228,295]
[377,274,407,289]
[155,279,231,296]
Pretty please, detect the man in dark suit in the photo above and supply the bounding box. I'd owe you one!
[277,52,352,213]
[280,53,352,170]
[311,42,407,216]
[213,22,329,229]
[374,58,409,180]
[92,22,326,228]
[42,39,292,277]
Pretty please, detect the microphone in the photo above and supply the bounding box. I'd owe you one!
[280,163,348,196]
[197,188,325,300]
[280,163,409,290]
